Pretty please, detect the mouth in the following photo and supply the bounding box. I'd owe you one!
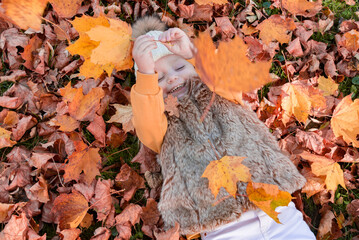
[169,82,186,94]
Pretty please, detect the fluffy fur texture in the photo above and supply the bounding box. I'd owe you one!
[157,78,307,235]
[131,15,167,39]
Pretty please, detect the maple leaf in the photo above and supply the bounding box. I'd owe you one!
[115,164,146,201]
[317,76,338,96]
[256,15,296,45]
[21,35,42,71]
[67,15,133,79]
[194,32,272,101]
[0,212,29,239]
[49,115,80,132]
[90,179,113,221]
[3,111,19,127]
[195,0,228,5]
[282,0,322,17]
[299,151,346,192]
[339,29,359,52]
[52,191,89,230]
[0,127,16,149]
[164,95,180,117]
[301,167,326,198]
[202,156,251,198]
[331,95,359,147]
[246,182,292,224]
[107,104,134,133]
[281,81,326,124]
[0,0,47,31]
[63,140,102,184]
[49,0,83,18]
[115,204,142,240]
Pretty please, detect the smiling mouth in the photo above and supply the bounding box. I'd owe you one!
[169,83,186,94]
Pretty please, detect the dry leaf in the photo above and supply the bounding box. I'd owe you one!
[256,15,296,44]
[49,0,83,18]
[339,29,359,52]
[107,104,134,133]
[0,203,15,223]
[194,0,227,5]
[164,95,179,117]
[154,222,180,240]
[202,156,251,198]
[282,0,322,17]
[0,127,16,149]
[317,210,335,239]
[90,179,113,221]
[29,176,50,203]
[115,204,142,240]
[115,164,146,201]
[317,76,338,96]
[246,182,292,224]
[0,212,29,240]
[49,115,80,132]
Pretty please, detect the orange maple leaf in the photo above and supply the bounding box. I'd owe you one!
[0,127,16,149]
[63,141,102,184]
[49,115,80,132]
[107,104,134,133]
[256,15,296,45]
[194,0,228,5]
[338,29,359,52]
[52,191,89,230]
[281,81,326,124]
[67,15,133,79]
[299,151,346,192]
[246,182,292,224]
[282,0,322,17]
[49,0,83,18]
[201,156,251,198]
[194,32,272,102]
[0,0,48,31]
[331,95,359,147]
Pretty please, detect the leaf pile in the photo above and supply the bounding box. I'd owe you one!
[0,0,358,239]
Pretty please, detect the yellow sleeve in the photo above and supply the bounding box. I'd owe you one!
[131,71,168,153]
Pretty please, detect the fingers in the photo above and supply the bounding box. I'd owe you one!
[133,35,157,54]
[159,28,184,42]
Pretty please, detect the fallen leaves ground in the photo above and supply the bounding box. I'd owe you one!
[0,0,358,240]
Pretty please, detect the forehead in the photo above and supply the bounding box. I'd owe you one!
[155,55,185,71]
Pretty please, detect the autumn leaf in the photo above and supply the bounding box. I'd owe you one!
[0,212,29,239]
[299,151,346,192]
[21,35,42,71]
[246,182,292,224]
[202,156,251,198]
[194,32,272,101]
[29,175,50,203]
[281,81,326,124]
[0,203,15,223]
[317,75,338,96]
[49,0,83,18]
[63,140,101,184]
[256,15,296,45]
[282,0,322,17]
[107,104,134,133]
[0,0,48,30]
[339,30,359,52]
[165,95,179,117]
[52,191,89,230]
[194,0,228,5]
[49,115,80,132]
[331,95,359,147]
[0,127,16,149]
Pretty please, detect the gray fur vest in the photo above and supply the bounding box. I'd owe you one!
[157,78,306,235]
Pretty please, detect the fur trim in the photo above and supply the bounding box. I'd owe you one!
[132,15,167,39]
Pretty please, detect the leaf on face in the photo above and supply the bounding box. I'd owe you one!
[0,0,48,30]
[339,30,359,52]
[281,81,326,124]
[299,151,346,192]
[0,127,16,149]
[49,0,83,18]
[317,76,338,96]
[49,115,80,132]
[164,95,179,117]
[331,95,359,147]
[256,15,296,45]
[63,141,102,184]
[52,191,89,230]
[202,156,251,198]
[282,0,322,17]
[107,104,134,133]
[246,182,292,224]
[194,0,228,5]
[194,32,272,101]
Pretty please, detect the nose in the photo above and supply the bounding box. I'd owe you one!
[167,75,178,84]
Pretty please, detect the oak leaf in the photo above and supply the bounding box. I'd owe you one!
[282,0,322,17]
[202,156,251,198]
[281,81,326,124]
[299,151,346,192]
[194,32,272,101]
[52,191,89,230]
[246,182,292,224]
[256,15,296,44]
[0,0,47,30]
[107,104,134,133]
[317,76,338,96]
[49,0,83,18]
[63,140,101,184]
[0,127,16,149]
[331,95,359,147]
[195,0,228,5]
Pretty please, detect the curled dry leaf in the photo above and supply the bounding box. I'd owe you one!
[202,156,251,198]
[90,227,111,240]
[52,191,89,230]
[0,127,16,149]
[90,179,113,221]
[140,198,160,237]
[317,210,335,239]
[28,176,50,203]
[59,228,81,240]
[0,203,15,223]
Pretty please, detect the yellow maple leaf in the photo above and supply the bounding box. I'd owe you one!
[246,182,292,224]
[67,15,133,79]
[282,0,322,17]
[299,151,346,192]
[107,104,134,133]
[281,81,326,124]
[0,127,16,149]
[256,15,296,44]
[331,95,359,147]
[195,0,228,5]
[194,32,272,102]
[202,156,251,198]
[317,76,338,96]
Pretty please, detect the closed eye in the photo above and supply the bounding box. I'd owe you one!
[159,76,164,82]
[175,65,185,71]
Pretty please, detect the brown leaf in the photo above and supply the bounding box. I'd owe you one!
[90,179,113,221]
[0,203,15,223]
[48,115,80,132]
[115,164,146,201]
[215,17,237,38]
[107,104,134,133]
[164,95,179,118]
[346,199,359,218]
[87,114,106,146]
[178,4,194,18]
[52,191,89,230]
[0,127,16,149]
[3,110,19,127]
[140,198,160,238]
[282,0,322,17]
[90,227,111,240]
[132,144,160,174]
[106,125,127,148]
[0,96,22,109]
[6,163,31,191]
[256,15,296,44]
[21,35,43,71]
[73,181,96,202]
[12,115,37,141]
[317,210,335,239]
[29,152,56,169]
[28,176,50,203]
[286,38,303,57]
[0,212,29,240]
[49,0,83,18]
[154,222,180,240]
[189,4,213,22]
[115,204,142,240]
[59,228,81,240]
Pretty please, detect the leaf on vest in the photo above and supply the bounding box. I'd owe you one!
[246,182,292,224]
[165,95,180,117]
[202,156,251,198]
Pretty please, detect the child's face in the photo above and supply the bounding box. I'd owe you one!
[155,54,197,99]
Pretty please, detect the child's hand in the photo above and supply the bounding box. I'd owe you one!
[132,35,157,74]
[159,28,194,59]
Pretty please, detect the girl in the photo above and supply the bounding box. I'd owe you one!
[131,16,315,240]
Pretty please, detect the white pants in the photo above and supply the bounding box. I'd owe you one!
[201,202,315,240]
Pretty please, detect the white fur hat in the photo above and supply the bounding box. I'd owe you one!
[134,30,173,73]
